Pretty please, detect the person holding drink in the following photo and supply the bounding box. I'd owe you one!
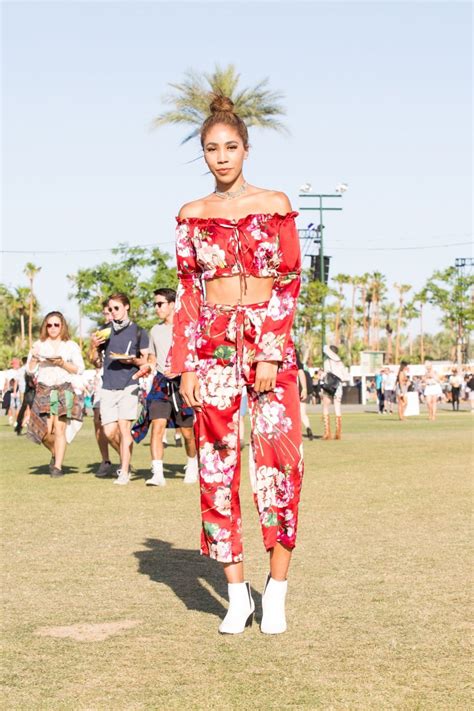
[90,293,149,485]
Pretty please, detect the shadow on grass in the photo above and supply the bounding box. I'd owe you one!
[29,463,79,476]
[80,463,186,481]
[130,463,186,482]
[135,538,236,619]
[128,465,184,482]
[163,462,186,479]
[84,462,104,475]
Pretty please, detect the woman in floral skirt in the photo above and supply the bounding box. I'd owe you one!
[169,94,303,635]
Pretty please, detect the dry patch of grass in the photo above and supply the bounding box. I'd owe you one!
[35,620,141,642]
[1,411,472,710]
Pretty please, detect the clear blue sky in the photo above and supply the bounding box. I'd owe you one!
[2,0,472,334]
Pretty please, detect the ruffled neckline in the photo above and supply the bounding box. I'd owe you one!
[176,211,298,225]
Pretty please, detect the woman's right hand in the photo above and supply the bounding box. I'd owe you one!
[180,371,202,411]
[29,346,40,366]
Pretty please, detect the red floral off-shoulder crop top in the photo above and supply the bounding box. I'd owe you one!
[169,211,301,373]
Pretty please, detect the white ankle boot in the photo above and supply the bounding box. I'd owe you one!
[260,575,288,634]
[218,582,255,634]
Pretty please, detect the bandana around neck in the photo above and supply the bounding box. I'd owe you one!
[112,317,131,333]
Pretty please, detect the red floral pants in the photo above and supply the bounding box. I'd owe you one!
[194,301,304,563]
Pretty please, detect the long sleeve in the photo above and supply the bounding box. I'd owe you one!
[169,222,203,373]
[255,213,301,362]
[26,341,40,375]
[69,341,85,375]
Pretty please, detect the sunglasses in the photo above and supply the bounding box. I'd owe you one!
[108,305,122,312]
[47,322,61,328]
[154,301,168,308]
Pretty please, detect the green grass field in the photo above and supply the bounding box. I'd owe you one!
[1,410,472,710]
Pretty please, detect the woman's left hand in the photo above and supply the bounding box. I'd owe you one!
[60,358,79,375]
[254,361,278,393]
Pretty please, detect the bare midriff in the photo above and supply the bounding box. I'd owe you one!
[205,275,274,306]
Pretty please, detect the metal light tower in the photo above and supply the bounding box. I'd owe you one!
[298,187,345,361]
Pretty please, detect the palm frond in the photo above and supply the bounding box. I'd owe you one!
[153,64,288,142]
[181,126,202,145]
[204,63,241,98]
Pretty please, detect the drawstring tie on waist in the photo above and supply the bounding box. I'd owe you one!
[215,220,252,300]
[203,301,267,378]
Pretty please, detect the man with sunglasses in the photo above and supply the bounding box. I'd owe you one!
[132,288,198,486]
[92,292,149,485]
[89,300,118,477]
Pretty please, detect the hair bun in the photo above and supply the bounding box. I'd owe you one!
[209,94,235,115]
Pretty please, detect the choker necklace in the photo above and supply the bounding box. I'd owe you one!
[214,181,247,200]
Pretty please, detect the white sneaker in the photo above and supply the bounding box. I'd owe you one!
[113,469,130,485]
[146,471,166,487]
[114,464,135,477]
[183,464,198,484]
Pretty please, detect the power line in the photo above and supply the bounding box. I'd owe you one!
[1,239,472,256]
[1,242,176,255]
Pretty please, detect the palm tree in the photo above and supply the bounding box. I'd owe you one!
[358,273,371,347]
[412,289,428,363]
[24,262,41,348]
[404,301,420,359]
[331,273,350,346]
[381,302,397,364]
[153,64,287,143]
[15,287,30,349]
[394,283,411,363]
[346,276,360,364]
[368,271,386,350]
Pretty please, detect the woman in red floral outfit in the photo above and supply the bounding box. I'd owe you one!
[169,94,303,635]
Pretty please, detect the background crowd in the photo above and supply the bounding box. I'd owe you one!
[2,296,472,480]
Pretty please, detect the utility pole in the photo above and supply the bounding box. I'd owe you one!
[298,192,344,362]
